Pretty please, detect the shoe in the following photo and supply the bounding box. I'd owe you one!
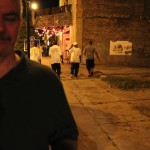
[88,74,91,77]
[75,76,78,79]
[91,72,93,76]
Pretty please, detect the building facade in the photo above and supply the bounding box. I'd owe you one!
[35,0,150,66]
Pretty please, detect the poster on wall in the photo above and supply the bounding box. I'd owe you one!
[110,41,132,55]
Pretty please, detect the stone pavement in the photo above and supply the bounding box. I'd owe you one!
[41,56,150,150]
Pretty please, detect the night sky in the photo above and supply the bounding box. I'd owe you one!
[38,0,59,9]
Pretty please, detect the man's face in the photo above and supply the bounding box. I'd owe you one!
[0,0,22,57]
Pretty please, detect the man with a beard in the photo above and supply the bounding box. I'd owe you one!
[0,0,78,150]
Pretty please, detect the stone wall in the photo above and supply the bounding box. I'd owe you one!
[79,0,150,66]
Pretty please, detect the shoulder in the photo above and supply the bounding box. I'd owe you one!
[28,60,56,80]
[89,46,96,51]
[84,45,90,49]
[69,47,73,52]
[16,50,59,83]
[50,46,53,49]
[30,47,34,50]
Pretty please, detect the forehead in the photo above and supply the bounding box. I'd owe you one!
[0,0,20,14]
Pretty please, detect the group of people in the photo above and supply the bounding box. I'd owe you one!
[49,40,100,79]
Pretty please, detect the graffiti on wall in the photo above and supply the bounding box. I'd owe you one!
[110,41,132,55]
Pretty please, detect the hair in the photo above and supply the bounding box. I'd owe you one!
[53,41,58,45]
[34,42,38,47]
[89,40,93,45]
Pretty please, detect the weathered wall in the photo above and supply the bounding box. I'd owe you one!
[79,0,150,66]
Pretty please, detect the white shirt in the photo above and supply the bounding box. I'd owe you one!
[30,46,42,63]
[49,45,62,64]
[69,47,81,63]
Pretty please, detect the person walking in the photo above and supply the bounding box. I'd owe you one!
[83,40,100,77]
[0,0,78,150]
[30,42,42,63]
[49,41,63,79]
[69,42,81,79]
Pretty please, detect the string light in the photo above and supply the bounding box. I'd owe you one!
[36,25,69,37]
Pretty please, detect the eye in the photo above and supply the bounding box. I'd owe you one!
[4,13,20,23]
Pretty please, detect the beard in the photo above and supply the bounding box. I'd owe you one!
[0,34,14,58]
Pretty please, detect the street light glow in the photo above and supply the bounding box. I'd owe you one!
[31,2,38,10]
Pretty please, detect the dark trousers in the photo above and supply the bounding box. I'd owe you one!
[86,59,95,70]
[70,62,79,77]
[51,63,61,76]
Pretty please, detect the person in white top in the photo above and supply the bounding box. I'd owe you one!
[30,42,42,63]
[69,42,81,78]
[49,41,63,78]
